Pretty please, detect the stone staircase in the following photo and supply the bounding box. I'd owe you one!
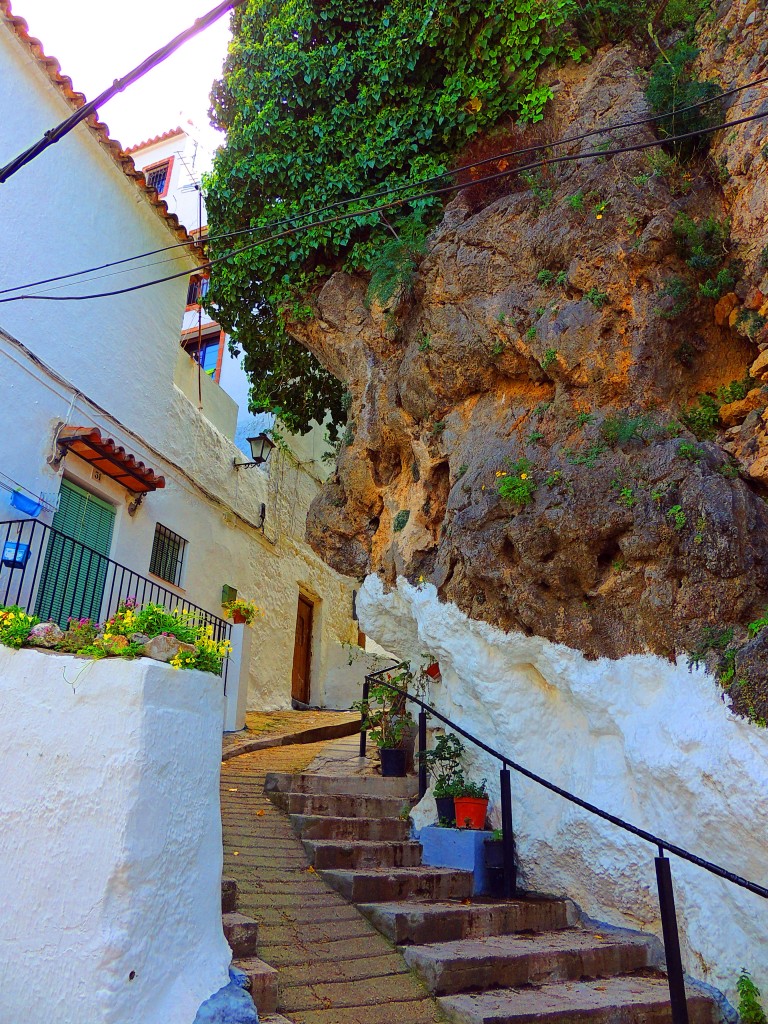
[221,873,289,1023]
[265,769,718,1024]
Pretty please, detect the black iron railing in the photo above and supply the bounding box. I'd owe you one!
[360,662,768,1024]
[0,518,231,682]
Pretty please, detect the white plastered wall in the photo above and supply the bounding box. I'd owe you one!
[0,21,359,714]
[0,646,230,1024]
[358,576,768,1008]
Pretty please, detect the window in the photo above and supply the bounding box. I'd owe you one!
[182,330,223,382]
[186,275,210,307]
[143,157,173,198]
[149,523,186,587]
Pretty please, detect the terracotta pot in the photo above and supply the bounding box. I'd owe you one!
[454,795,488,830]
[425,662,441,678]
[232,611,247,624]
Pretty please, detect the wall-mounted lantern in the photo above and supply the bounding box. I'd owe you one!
[233,433,276,470]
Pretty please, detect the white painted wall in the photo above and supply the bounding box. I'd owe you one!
[358,576,768,1008]
[0,645,230,1024]
[0,21,360,713]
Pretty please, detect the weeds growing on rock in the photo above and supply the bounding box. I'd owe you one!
[656,275,693,319]
[393,510,410,532]
[673,213,731,271]
[681,395,719,440]
[585,287,609,308]
[541,348,558,370]
[666,504,686,531]
[645,43,723,154]
[601,414,655,446]
[678,441,703,462]
[566,442,606,468]
[576,412,594,428]
[565,190,585,212]
[737,970,768,1024]
[617,486,637,508]
[497,458,536,506]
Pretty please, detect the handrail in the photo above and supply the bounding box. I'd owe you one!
[364,662,768,900]
[0,517,231,684]
[360,660,768,1024]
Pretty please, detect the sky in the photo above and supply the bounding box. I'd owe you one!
[17,1,232,150]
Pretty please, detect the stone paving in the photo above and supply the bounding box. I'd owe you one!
[222,710,359,761]
[220,739,446,1024]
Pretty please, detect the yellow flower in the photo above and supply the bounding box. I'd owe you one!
[596,214,603,220]
[520,473,528,480]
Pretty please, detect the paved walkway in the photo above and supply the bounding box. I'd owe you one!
[222,710,359,761]
[221,739,445,1024]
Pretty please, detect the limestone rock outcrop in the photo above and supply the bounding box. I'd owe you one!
[290,12,768,718]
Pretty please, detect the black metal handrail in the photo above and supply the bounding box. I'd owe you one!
[0,518,231,682]
[360,661,768,1024]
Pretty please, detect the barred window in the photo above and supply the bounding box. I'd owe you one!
[149,524,186,587]
[145,160,170,196]
[186,275,210,306]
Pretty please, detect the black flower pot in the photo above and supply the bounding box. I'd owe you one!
[379,747,407,777]
[435,796,456,825]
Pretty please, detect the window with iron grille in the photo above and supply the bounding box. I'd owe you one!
[145,161,170,196]
[149,524,186,587]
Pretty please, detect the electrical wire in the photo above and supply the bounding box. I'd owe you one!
[0,0,246,184]
[1,72,765,297]
[3,107,765,306]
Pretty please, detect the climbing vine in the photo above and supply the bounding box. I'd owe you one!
[204,0,582,431]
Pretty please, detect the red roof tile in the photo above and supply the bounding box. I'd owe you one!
[57,427,166,493]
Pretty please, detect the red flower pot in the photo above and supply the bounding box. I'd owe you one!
[425,662,441,678]
[454,796,489,830]
[232,611,247,624]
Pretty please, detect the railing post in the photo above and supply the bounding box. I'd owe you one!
[418,709,428,800]
[500,765,516,898]
[655,847,689,1024]
[359,676,370,757]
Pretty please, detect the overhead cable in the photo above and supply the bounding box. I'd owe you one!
[1,73,764,297]
[2,108,765,304]
[0,0,246,184]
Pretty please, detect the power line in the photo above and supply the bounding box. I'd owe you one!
[1,73,763,298]
[0,0,245,184]
[2,107,765,305]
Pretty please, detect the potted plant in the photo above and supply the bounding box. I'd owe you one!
[454,777,489,830]
[419,733,465,825]
[222,597,263,625]
[353,682,414,777]
[424,661,441,679]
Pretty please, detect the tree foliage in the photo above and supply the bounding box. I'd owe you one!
[204,0,581,432]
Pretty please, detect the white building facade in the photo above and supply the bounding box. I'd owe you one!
[0,2,365,716]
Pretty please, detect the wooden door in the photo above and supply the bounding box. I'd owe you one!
[291,595,313,705]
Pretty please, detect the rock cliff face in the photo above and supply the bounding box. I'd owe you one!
[290,11,768,718]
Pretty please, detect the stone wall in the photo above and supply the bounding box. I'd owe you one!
[0,646,231,1024]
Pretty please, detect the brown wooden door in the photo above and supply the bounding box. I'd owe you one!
[291,595,313,705]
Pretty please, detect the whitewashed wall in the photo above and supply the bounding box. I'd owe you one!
[0,646,231,1024]
[0,22,360,712]
[358,576,768,1008]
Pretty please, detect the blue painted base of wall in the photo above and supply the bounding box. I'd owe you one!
[193,967,259,1024]
[416,825,495,895]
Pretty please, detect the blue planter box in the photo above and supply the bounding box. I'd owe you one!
[2,540,30,569]
[416,825,496,896]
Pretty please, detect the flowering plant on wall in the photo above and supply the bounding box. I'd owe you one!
[222,597,264,625]
[0,600,231,674]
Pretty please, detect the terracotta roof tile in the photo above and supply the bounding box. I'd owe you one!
[0,1,203,263]
[123,127,186,155]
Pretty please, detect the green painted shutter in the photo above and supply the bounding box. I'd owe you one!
[36,480,115,626]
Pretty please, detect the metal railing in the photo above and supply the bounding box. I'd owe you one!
[0,518,231,683]
[360,662,768,1024]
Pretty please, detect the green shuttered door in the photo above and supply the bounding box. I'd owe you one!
[36,479,116,626]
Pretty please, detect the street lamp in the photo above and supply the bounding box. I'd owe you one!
[233,432,276,469]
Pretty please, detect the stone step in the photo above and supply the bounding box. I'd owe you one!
[221,876,238,913]
[403,929,653,995]
[222,912,260,958]
[259,1016,294,1024]
[290,813,411,842]
[265,770,418,799]
[438,976,717,1024]
[358,898,572,945]
[271,790,412,818]
[304,838,423,870]
[319,866,474,903]
[233,957,279,1014]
